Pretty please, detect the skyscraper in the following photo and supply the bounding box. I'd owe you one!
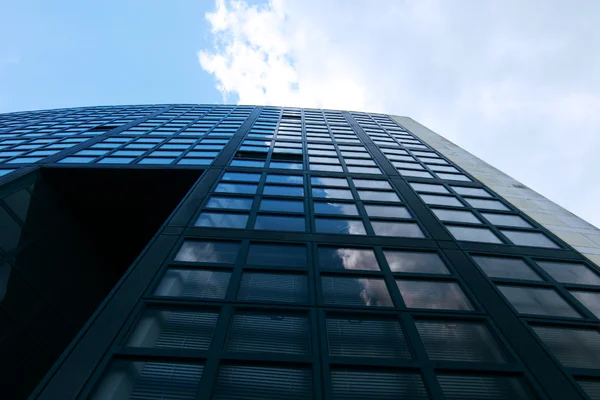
[1,104,599,399]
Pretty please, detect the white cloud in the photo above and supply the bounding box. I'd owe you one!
[199,0,600,227]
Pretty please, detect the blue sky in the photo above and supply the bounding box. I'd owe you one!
[1,0,600,228]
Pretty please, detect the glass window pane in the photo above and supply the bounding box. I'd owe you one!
[433,209,480,224]
[174,240,239,263]
[396,280,473,310]
[263,185,304,197]
[326,317,410,358]
[437,173,470,181]
[154,269,230,299]
[311,177,348,187]
[410,183,449,194]
[358,190,401,202]
[532,325,600,368]
[316,218,366,235]
[437,374,533,400]
[331,370,428,400]
[312,188,353,199]
[226,311,309,354]
[451,186,492,197]
[498,286,580,318]
[353,179,392,189]
[372,221,425,238]
[215,183,257,194]
[472,256,541,281]
[501,230,558,248]
[415,320,508,362]
[321,276,393,307]
[576,379,600,400]
[570,291,600,318]
[384,251,450,274]
[270,161,302,169]
[310,164,343,172]
[318,247,379,271]
[213,365,312,400]
[420,194,462,207]
[238,272,307,303]
[482,213,531,228]
[314,202,359,216]
[126,309,218,350]
[206,196,253,211]
[259,199,304,213]
[247,243,307,268]
[536,261,600,285]
[255,215,305,232]
[448,226,502,243]
[465,198,509,211]
[364,205,410,218]
[195,212,248,229]
[266,174,303,184]
[90,360,203,400]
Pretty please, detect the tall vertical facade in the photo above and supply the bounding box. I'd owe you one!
[1,104,599,399]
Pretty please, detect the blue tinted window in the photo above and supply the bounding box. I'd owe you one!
[266,175,303,184]
[206,197,253,210]
[215,183,257,194]
[255,215,305,232]
[312,188,353,199]
[259,199,304,213]
[222,172,261,182]
[195,212,248,229]
[263,185,304,197]
[316,218,366,235]
[314,202,359,216]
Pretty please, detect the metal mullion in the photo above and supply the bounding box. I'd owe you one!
[400,313,446,400]
[195,304,234,400]
[346,174,374,236]
[224,240,249,302]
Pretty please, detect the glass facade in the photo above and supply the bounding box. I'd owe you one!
[0,104,598,399]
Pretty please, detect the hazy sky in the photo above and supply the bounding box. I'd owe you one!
[1,0,599,227]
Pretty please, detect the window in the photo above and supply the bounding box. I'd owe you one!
[357,190,401,202]
[238,272,307,303]
[215,183,257,194]
[396,280,473,310]
[420,194,463,207]
[312,188,353,199]
[266,174,303,184]
[154,269,231,299]
[321,277,393,307]
[532,326,600,369]
[498,286,580,318]
[384,251,450,274]
[226,311,310,354]
[315,218,366,235]
[195,212,248,229]
[212,365,312,400]
[353,179,391,189]
[447,226,502,244]
[263,185,304,197]
[451,186,491,197]
[415,320,508,362]
[247,243,307,268]
[174,240,239,263]
[433,209,480,224]
[314,202,359,216]
[311,177,348,187]
[259,199,304,213]
[91,360,203,400]
[465,198,509,211]
[331,370,428,400]
[482,213,531,228]
[472,256,541,281]
[536,261,600,285]
[410,182,449,193]
[126,309,218,350]
[437,374,533,400]
[255,215,305,232]
[364,205,410,218]
[570,291,600,318]
[372,222,424,238]
[501,230,558,248]
[326,316,410,358]
[318,247,379,271]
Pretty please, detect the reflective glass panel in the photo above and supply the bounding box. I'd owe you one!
[266,175,303,184]
[206,197,253,211]
[532,326,600,369]
[353,179,392,189]
[263,185,304,197]
[570,291,600,318]
[465,198,509,211]
[314,202,359,216]
[448,226,502,243]
[420,194,462,207]
[410,183,449,194]
[318,247,379,271]
[315,218,366,235]
[215,183,257,194]
[195,212,248,229]
[174,240,239,263]
[364,205,410,218]
[247,243,307,268]
[358,190,401,202]
[311,177,348,187]
[437,375,533,400]
[259,199,304,213]
[238,272,307,303]
[154,269,230,299]
[483,213,531,228]
[501,230,558,248]
[312,188,353,199]
[451,186,491,197]
[472,256,541,281]
[321,277,393,307]
[331,370,428,400]
[396,280,473,310]
[255,215,305,232]
[498,286,580,318]
[536,261,600,285]
[372,222,424,238]
[432,209,480,224]
[384,251,450,274]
